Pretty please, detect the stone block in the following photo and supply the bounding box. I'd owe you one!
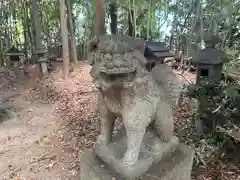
[80,143,194,180]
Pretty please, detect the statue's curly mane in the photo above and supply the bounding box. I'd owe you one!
[88,35,181,108]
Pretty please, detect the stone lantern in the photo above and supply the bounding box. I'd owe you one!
[5,47,24,67]
[194,35,227,133]
[32,49,48,76]
[5,47,25,79]
[195,35,227,84]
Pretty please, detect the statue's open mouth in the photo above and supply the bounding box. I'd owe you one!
[100,70,136,83]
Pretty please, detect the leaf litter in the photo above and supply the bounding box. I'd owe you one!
[0,63,239,179]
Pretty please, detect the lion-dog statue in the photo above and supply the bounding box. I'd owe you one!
[87,35,182,167]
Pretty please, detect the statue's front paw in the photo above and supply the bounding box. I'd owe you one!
[94,135,109,148]
[122,151,138,167]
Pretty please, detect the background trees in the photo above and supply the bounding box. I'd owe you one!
[0,0,240,72]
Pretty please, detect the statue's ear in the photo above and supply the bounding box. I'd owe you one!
[87,38,99,65]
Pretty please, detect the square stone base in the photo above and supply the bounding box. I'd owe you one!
[94,127,179,179]
[95,135,179,179]
[80,144,194,180]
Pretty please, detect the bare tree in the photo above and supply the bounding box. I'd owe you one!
[128,0,134,37]
[96,0,106,36]
[66,0,78,65]
[31,0,42,50]
[59,0,69,79]
[110,0,117,34]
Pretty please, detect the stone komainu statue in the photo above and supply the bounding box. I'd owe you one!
[87,35,182,167]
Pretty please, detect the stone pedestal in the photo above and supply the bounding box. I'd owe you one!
[39,57,48,76]
[95,131,179,179]
[9,68,25,80]
[80,128,194,180]
[33,49,48,77]
[80,144,194,180]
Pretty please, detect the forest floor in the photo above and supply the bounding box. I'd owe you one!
[0,63,98,180]
[0,62,239,180]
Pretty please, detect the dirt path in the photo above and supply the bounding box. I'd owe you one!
[2,63,236,180]
[0,63,192,180]
[0,92,72,180]
[0,65,94,180]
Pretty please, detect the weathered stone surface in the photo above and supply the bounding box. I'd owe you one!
[88,35,176,168]
[85,35,191,179]
[95,127,179,179]
[23,64,42,80]
[151,64,182,108]
[80,143,194,180]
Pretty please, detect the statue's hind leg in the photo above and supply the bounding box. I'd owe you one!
[153,101,173,142]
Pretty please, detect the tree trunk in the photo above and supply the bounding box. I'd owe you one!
[66,0,78,65]
[8,2,13,47]
[169,13,178,51]
[22,0,28,57]
[133,0,136,37]
[128,9,134,37]
[27,7,34,54]
[31,0,42,50]
[96,0,106,36]
[59,0,69,79]
[147,0,152,40]
[5,3,11,49]
[110,0,117,34]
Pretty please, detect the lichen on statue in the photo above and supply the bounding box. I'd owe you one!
[87,34,175,167]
